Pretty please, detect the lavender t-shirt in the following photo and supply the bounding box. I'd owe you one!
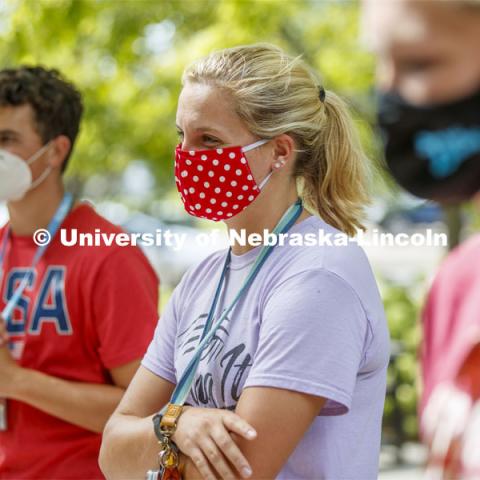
[142,215,390,479]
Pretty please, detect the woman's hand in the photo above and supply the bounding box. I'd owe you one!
[172,406,257,480]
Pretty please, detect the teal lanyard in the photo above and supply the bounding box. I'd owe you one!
[161,198,303,413]
[0,192,74,326]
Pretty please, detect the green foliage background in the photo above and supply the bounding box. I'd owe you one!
[0,0,377,189]
[0,0,423,450]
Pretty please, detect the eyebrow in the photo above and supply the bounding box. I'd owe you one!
[175,124,225,136]
[0,129,21,138]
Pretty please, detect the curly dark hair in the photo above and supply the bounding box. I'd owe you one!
[0,66,83,172]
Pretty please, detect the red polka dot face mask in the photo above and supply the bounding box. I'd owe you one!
[174,139,271,221]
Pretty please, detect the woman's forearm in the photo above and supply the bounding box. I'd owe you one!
[100,413,161,480]
[99,367,178,479]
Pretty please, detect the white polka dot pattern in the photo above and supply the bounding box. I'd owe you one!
[175,143,262,221]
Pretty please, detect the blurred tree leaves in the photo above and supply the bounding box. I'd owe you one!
[0,0,376,192]
[381,280,423,445]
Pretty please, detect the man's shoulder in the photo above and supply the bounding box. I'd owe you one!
[61,202,154,272]
[436,233,480,282]
[427,233,480,312]
[66,202,125,235]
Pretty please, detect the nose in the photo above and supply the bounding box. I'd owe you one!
[179,135,196,152]
[376,59,399,93]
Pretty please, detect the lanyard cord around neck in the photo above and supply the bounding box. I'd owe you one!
[0,192,74,325]
[0,228,9,268]
[161,198,303,413]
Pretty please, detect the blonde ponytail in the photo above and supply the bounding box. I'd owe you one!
[183,43,371,236]
[295,90,370,236]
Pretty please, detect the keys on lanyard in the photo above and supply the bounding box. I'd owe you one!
[0,192,74,432]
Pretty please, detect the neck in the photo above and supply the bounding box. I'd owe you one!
[7,178,66,236]
[225,180,311,255]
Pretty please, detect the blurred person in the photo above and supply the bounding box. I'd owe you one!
[99,43,390,480]
[0,66,159,479]
[363,0,480,476]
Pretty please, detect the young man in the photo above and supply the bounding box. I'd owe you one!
[363,0,480,476]
[0,66,159,478]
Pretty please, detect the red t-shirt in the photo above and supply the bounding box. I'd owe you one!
[420,233,480,422]
[0,202,159,479]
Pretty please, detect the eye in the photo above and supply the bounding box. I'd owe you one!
[202,134,220,145]
[176,129,184,139]
[399,58,439,74]
[0,134,16,146]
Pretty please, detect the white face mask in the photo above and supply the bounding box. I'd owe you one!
[0,143,52,202]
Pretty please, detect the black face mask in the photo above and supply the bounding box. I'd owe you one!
[377,88,480,204]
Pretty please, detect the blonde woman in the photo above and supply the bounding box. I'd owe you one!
[100,43,390,480]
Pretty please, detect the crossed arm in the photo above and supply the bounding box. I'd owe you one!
[99,366,326,479]
[0,317,140,433]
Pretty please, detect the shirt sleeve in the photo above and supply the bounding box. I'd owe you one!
[141,278,181,385]
[243,268,368,415]
[92,247,159,369]
[141,251,224,386]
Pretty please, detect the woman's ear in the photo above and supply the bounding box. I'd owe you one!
[272,133,296,170]
[49,135,72,170]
